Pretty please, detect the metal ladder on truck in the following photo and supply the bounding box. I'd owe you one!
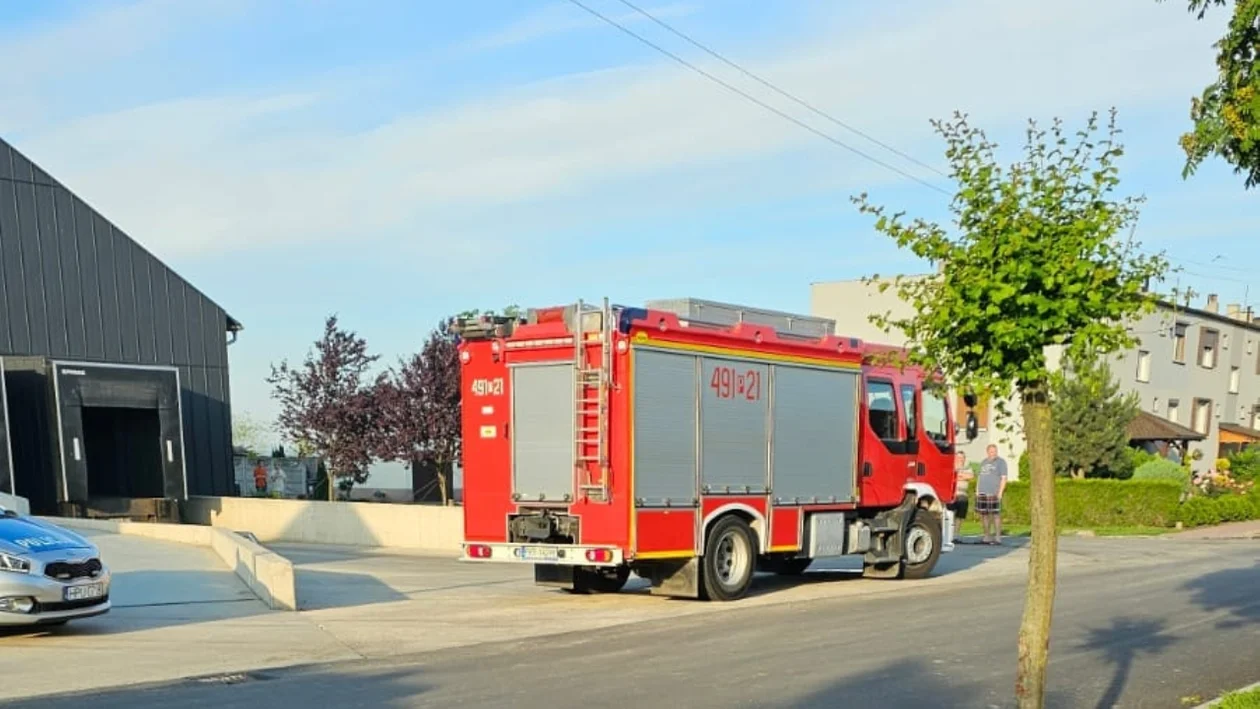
[573,297,612,503]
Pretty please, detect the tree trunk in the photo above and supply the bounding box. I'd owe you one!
[1016,385,1057,708]
[437,459,450,506]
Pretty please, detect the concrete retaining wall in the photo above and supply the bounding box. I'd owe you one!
[44,516,296,611]
[183,496,463,553]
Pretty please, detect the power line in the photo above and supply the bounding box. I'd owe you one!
[613,0,950,180]
[1174,257,1254,275]
[564,0,951,195]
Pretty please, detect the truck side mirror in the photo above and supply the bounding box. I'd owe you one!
[965,412,978,441]
[963,392,978,408]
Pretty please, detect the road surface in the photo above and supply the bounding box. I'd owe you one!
[8,537,1259,708]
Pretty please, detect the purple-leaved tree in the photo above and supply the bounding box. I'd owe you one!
[379,320,462,505]
[267,315,386,501]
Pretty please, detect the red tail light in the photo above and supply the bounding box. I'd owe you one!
[585,548,613,563]
[467,544,492,559]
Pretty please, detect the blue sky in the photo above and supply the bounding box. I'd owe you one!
[2,0,1256,460]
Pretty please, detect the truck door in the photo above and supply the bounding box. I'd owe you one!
[861,377,907,506]
[898,381,923,488]
[916,385,956,500]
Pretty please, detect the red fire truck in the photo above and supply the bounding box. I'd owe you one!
[456,298,960,602]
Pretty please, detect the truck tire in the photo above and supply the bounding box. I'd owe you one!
[760,557,812,576]
[901,509,943,580]
[701,515,756,601]
[571,565,631,594]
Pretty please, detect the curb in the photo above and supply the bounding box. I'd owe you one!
[1195,679,1260,708]
[40,516,297,612]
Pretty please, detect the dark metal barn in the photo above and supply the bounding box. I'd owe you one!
[0,137,240,517]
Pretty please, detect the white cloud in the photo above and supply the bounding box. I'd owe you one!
[7,0,1229,261]
[0,0,247,132]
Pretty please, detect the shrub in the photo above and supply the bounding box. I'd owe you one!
[1133,459,1191,485]
[1018,452,1029,480]
[1216,457,1232,471]
[1126,447,1160,471]
[1228,448,1260,483]
[998,479,1183,528]
[1178,493,1260,527]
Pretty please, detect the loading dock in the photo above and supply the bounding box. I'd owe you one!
[3,358,186,519]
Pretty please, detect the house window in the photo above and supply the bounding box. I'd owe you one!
[1230,366,1241,394]
[1199,328,1220,369]
[1136,351,1151,382]
[1173,322,1188,363]
[1168,398,1181,423]
[954,392,990,431]
[1193,398,1213,435]
[1223,333,1231,350]
[1253,405,1260,431]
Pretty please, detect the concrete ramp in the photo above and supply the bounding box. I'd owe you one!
[82,527,257,607]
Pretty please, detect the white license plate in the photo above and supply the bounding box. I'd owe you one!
[64,582,105,602]
[515,546,560,562]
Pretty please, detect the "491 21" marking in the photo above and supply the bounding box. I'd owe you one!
[709,365,761,401]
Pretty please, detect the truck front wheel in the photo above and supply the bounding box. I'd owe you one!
[701,515,756,601]
[902,509,943,580]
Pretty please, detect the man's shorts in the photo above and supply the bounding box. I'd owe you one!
[975,493,1001,515]
[949,493,969,520]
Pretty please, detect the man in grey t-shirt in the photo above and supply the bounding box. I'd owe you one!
[976,444,1008,545]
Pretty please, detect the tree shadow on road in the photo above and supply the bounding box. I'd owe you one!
[1181,560,1260,630]
[1078,616,1178,709]
[785,657,1072,709]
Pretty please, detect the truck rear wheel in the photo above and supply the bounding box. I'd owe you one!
[572,565,631,594]
[701,515,756,601]
[901,509,942,580]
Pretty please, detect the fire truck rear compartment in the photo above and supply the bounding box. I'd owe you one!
[510,363,575,504]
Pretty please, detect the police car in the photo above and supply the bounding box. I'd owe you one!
[0,505,110,626]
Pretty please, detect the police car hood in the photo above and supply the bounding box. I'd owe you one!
[0,515,95,555]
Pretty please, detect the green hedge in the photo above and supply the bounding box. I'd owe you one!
[1177,489,1260,527]
[974,479,1183,528]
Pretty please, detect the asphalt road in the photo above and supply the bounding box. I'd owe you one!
[9,538,1259,709]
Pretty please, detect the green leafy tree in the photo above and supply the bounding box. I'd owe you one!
[853,109,1168,708]
[1051,355,1141,479]
[232,411,273,458]
[1165,0,1260,186]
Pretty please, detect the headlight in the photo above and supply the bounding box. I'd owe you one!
[0,553,31,574]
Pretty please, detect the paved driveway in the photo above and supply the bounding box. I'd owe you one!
[13,535,1260,708]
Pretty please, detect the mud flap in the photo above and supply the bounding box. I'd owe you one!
[534,564,576,590]
[644,558,701,599]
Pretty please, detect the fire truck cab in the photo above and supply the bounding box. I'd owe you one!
[457,298,960,602]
